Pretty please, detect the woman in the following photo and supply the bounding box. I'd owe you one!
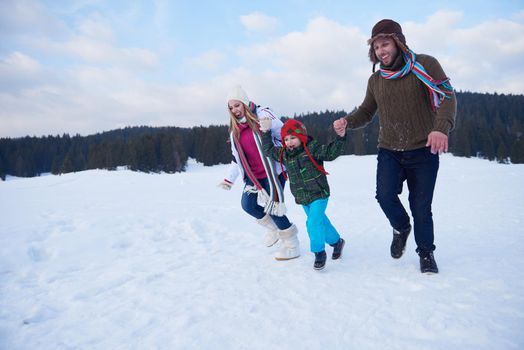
[218,85,300,261]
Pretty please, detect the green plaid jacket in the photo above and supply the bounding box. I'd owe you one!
[262,132,346,205]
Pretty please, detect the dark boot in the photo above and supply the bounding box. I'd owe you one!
[330,238,345,260]
[313,251,327,270]
[418,250,439,274]
[390,224,411,259]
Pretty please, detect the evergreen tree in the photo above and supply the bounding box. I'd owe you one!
[0,154,5,180]
[60,151,75,174]
[510,138,524,163]
[1,91,523,181]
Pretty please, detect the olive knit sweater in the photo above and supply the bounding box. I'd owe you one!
[345,53,457,151]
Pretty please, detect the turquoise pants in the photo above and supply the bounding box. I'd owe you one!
[302,198,340,253]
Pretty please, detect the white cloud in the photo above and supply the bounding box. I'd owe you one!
[188,50,225,71]
[54,19,158,68]
[72,16,157,67]
[0,52,47,94]
[357,11,521,95]
[0,0,65,36]
[240,12,278,34]
[78,16,114,41]
[513,9,524,21]
[453,19,524,57]
[0,63,231,137]
[235,17,370,115]
[403,10,463,53]
[216,14,524,124]
[429,20,524,94]
[2,9,524,138]
[2,52,41,72]
[62,37,113,62]
[120,47,158,68]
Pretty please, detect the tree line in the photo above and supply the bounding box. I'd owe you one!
[1,91,523,181]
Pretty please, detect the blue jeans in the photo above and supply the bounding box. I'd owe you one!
[302,198,340,253]
[241,173,292,230]
[376,147,439,252]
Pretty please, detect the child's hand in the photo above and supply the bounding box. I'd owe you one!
[259,118,272,132]
[333,118,347,136]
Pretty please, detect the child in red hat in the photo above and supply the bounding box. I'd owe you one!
[260,118,347,270]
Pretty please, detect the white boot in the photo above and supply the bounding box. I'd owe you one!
[256,214,279,247]
[275,224,300,261]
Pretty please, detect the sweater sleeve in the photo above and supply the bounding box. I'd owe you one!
[310,135,347,161]
[344,77,378,129]
[261,131,282,162]
[224,161,240,184]
[422,55,457,134]
[223,132,241,185]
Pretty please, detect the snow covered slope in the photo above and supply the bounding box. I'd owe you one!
[1,155,523,349]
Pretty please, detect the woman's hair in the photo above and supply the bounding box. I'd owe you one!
[228,102,259,137]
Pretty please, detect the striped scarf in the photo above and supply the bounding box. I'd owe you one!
[233,128,287,217]
[380,50,453,112]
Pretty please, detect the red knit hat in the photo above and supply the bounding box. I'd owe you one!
[280,119,328,178]
[281,119,308,145]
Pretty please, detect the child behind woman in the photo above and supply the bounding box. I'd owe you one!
[260,118,346,270]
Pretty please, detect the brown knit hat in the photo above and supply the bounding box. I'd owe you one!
[367,19,409,64]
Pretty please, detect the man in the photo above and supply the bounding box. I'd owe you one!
[334,19,457,274]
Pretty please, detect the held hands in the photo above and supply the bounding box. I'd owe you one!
[333,118,347,137]
[217,180,232,190]
[258,117,272,133]
[426,131,448,154]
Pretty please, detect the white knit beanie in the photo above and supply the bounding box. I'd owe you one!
[227,85,250,106]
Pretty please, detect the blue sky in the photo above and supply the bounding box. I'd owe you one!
[1,0,523,137]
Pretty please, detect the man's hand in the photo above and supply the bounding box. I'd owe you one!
[333,118,347,136]
[426,131,448,154]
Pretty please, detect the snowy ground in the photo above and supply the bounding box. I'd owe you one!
[1,155,523,350]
